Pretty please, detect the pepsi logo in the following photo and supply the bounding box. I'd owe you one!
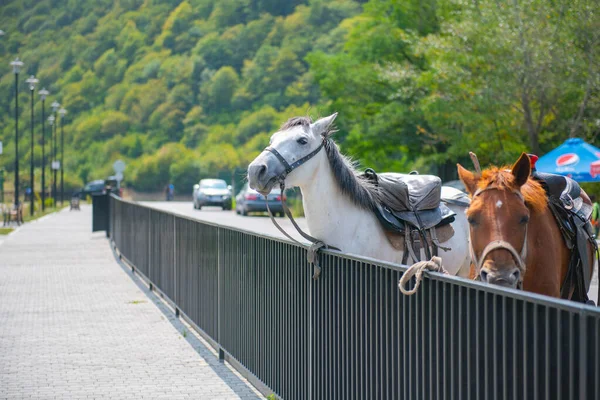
[556,153,579,167]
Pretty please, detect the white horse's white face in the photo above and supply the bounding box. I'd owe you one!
[248,113,337,195]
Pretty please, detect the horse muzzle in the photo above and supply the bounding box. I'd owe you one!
[479,265,521,288]
[248,158,280,195]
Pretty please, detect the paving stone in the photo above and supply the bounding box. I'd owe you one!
[0,206,263,399]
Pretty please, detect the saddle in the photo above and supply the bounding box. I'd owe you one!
[532,172,598,303]
[362,169,459,264]
[534,172,592,220]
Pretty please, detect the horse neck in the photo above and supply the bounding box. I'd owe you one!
[524,207,570,297]
[298,152,383,247]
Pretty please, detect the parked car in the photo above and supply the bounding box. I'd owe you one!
[77,178,121,198]
[104,176,121,196]
[80,180,106,197]
[443,179,467,193]
[235,183,285,217]
[193,179,232,210]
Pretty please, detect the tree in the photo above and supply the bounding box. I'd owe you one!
[200,66,240,113]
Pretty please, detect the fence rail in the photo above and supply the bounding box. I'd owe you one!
[106,195,600,400]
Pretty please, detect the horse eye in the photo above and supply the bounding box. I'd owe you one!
[467,217,478,226]
[519,215,530,224]
[297,137,308,145]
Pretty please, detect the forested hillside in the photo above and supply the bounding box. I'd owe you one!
[0,0,597,191]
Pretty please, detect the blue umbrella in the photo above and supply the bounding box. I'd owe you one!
[536,138,600,182]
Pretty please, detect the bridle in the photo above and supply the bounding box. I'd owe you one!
[470,186,529,289]
[264,140,325,182]
[262,138,340,279]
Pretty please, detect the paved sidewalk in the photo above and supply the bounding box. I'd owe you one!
[0,206,262,400]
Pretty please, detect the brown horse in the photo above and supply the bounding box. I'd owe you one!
[457,153,595,298]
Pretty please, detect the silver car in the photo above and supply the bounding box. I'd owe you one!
[193,179,232,210]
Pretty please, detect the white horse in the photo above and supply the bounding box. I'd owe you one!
[248,113,471,276]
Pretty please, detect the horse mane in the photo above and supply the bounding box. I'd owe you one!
[478,166,547,213]
[280,116,312,132]
[281,116,380,211]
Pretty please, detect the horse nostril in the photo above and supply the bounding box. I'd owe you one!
[480,269,489,283]
[257,164,267,179]
[510,269,521,284]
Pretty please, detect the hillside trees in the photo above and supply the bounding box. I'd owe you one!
[0,0,597,192]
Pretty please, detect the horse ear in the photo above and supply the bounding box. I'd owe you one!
[311,113,338,137]
[511,152,531,187]
[457,164,479,195]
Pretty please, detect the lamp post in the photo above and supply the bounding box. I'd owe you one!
[25,75,38,216]
[47,115,54,206]
[59,107,66,206]
[51,101,59,208]
[39,88,49,211]
[10,57,24,207]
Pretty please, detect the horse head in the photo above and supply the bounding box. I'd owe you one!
[248,113,337,195]
[457,153,547,289]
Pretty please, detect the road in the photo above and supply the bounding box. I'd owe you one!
[141,201,310,243]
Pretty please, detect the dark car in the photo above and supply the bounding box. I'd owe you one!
[80,180,106,197]
[104,176,121,196]
[193,179,232,210]
[235,183,285,217]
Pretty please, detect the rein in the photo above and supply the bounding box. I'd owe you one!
[470,186,529,289]
[263,139,340,279]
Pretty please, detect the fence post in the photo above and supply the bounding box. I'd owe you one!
[309,261,313,398]
[106,193,110,238]
[218,227,222,346]
[173,215,177,306]
[148,207,152,282]
[579,315,588,400]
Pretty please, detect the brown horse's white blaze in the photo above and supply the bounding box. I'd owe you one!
[457,153,573,297]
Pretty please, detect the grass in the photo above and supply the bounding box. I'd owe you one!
[0,227,14,235]
[287,197,305,217]
[127,300,147,305]
[22,206,66,223]
[0,203,67,228]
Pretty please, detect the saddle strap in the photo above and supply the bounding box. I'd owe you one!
[401,226,441,265]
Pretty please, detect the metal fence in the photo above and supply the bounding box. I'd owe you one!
[107,195,600,400]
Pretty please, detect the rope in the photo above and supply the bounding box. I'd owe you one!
[398,256,448,295]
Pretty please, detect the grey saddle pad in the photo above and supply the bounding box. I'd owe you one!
[375,172,442,212]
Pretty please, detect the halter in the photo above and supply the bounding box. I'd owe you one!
[262,138,340,279]
[470,186,529,288]
[264,140,325,180]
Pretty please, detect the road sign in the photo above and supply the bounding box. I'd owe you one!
[0,141,3,155]
[113,159,126,173]
[115,171,123,182]
[52,161,60,170]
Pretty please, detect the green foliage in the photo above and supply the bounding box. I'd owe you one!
[1,0,596,192]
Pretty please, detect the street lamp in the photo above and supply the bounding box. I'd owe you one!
[39,88,49,211]
[51,100,59,208]
[47,115,54,206]
[59,107,66,206]
[25,75,38,216]
[10,57,24,207]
